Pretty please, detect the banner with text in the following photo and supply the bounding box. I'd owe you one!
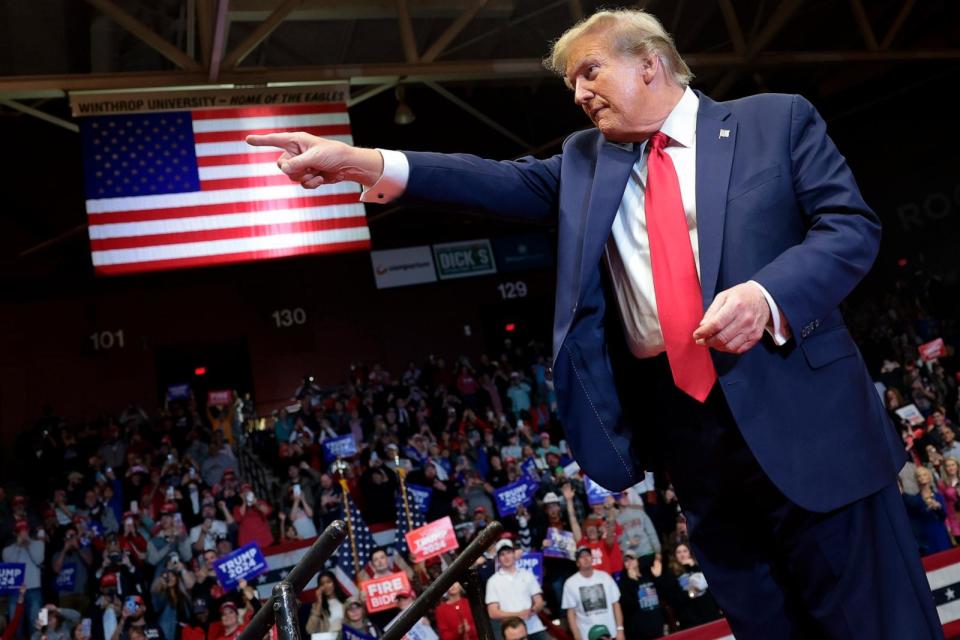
[207,390,232,406]
[920,338,948,361]
[370,246,437,289]
[361,571,411,613]
[323,434,358,462]
[433,239,497,280]
[543,527,575,560]
[584,476,620,506]
[55,564,77,591]
[214,542,268,590]
[494,478,538,517]
[405,483,433,514]
[515,552,544,584]
[0,563,25,594]
[405,517,459,563]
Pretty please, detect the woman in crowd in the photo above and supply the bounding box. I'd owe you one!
[617,552,667,640]
[284,485,317,540]
[659,543,722,631]
[150,565,193,640]
[435,582,477,640]
[939,456,960,542]
[305,571,348,635]
[338,597,379,639]
[905,466,953,555]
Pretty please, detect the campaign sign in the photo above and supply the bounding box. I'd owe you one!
[494,478,537,517]
[361,571,411,613]
[515,552,544,585]
[214,542,268,591]
[341,627,377,640]
[55,563,77,591]
[405,483,433,514]
[920,338,947,362]
[166,384,191,401]
[405,517,459,563]
[323,434,358,462]
[895,404,925,427]
[404,622,440,640]
[0,563,25,594]
[543,528,575,560]
[207,390,232,406]
[520,458,539,481]
[584,476,620,506]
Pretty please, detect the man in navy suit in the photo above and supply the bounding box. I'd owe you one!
[249,9,941,638]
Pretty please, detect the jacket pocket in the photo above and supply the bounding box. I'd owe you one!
[800,325,857,369]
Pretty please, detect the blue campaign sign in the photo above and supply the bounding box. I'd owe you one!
[55,563,77,591]
[341,626,377,640]
[520,458,539,481]
[543,528,575,560]
[323,434,358,462]
[166,383,191,401]
[405,483,433,514]
[493,478,537,517]
[515,552,544,585]
[584,476,619,506]
[0,563,25,594]
[213,542,268,591]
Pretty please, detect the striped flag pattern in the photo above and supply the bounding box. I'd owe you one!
[78,103,369,275]
[335,492,377,581]
[394,487,427,557]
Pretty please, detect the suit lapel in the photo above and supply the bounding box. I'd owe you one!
[695,92,737,305]
[575,139,644,305]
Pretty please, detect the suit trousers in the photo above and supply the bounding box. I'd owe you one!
[628,354,942,639]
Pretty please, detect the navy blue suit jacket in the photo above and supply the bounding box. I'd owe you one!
[399,92,905,512]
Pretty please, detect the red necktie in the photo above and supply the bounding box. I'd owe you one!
[645,131,717,402]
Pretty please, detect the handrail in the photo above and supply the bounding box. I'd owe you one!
[238,520,348,640]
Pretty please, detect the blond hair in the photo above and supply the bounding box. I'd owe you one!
[544,9,693,87]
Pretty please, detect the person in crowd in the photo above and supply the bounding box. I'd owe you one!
[30,605,81,640]
[231,486,273,549]
[282,484,316,540]
[571,511,623,577]
[561,547,623,640]
[435,582,477,640]
[338,597,379,639]
[3,586,27,640]
[485,539,546,640]
[110,595,161,640]
[304,571,348,635]
[499,617,528,640]
[188,501,232,555]
[905,466,953,555]
[146,505,191,567]
[659,543,721,630]
[149,565,192,640]
[616,491,660,561]
[616,551,665,639]
[53,525,94,612]
[3,522,44,636]
[938,457,960,541]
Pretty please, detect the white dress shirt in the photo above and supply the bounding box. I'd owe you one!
[363,87,788,355]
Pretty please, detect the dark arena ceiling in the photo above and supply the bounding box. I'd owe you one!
[0,0,958,293]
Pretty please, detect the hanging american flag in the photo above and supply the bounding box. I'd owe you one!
[394,486,427,557]
[335,492,377,581]
[76,93,369,275]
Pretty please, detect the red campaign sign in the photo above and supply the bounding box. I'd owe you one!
[207,390,232,406]
[919,338,947,362]
[404,516,459,563]
[361,571,411,613]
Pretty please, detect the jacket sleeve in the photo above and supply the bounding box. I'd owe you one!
[750,95,881,345]
[399,152,562,222]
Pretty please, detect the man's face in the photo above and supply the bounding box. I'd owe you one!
[372,550,389,573]
[498,548,516,569]
[576,551,594,571]
[564,31,667,142]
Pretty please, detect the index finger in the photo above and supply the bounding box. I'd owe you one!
[245,133,296,149]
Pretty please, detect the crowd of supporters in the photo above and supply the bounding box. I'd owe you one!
[2,265,958,640]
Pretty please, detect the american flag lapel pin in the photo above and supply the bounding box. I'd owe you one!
[719,128,730,139]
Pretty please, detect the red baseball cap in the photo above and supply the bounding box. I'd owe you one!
[13,521,29,534]
[100,573,118,588]
[160,502,177,515]
[219,601,238,615]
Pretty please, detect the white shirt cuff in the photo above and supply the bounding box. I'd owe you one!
[748,280,791,346]
[359,149,409,203]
